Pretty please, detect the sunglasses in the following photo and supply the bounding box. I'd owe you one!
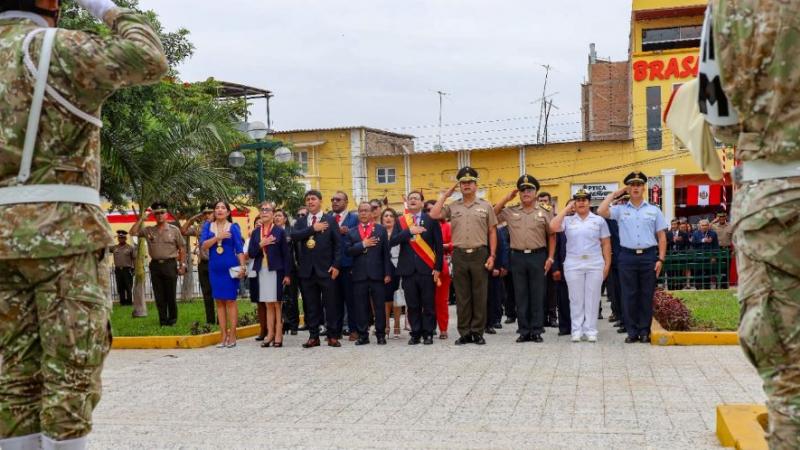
[296,213,307,218]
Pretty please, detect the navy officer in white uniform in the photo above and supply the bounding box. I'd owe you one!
[598,171,668,344]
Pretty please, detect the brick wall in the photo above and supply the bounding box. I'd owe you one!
[582,60,631,141]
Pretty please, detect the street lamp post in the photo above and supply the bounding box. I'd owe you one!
[228,121,292,203]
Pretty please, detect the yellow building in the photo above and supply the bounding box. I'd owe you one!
[275,0,728,222]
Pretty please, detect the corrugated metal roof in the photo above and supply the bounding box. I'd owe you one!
[274,126,415,140]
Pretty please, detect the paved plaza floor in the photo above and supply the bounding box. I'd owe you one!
[90,304,765,449]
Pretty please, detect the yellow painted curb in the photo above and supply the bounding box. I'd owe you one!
[650,319,739,346]
[112,324,261,349]
[716,404,768,449]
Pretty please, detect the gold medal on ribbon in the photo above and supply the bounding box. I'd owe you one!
[216,244,224,255]
[306,236,316,249]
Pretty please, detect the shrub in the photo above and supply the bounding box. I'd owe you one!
[653,289,691,331]
[238,311,258,327]
[189,321,212,336]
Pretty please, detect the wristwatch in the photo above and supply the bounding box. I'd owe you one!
[657,258,665,263]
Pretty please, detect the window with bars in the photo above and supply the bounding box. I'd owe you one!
[376,167,396,184]
[293,151,309,174]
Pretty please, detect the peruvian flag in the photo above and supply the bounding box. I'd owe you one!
[686,184,722,206]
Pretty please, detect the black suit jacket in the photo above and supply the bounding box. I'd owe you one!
[389,212,443,276]
[289,213,341,278]
[345,223,392,282]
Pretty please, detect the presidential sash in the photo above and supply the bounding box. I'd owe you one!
[398,213,436,269]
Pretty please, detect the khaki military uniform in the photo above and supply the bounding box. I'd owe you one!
[0,8,167,442]
[498,205,552,336]
[443,198,498,338]
[111,243,136,306]
[138,224,185,326]
[712,221,732,248]
[711,1,800,447]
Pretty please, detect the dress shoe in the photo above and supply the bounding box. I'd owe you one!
[546,319,558,328]
[504,317,516,324]
[473,334,486,345]
[597,312,604,320]
[640,335,651,343]
[613,321,623,328]
[484,327,496,335]
[423,336,433,345]
[530,334,543,343]
[408,336,421,345]
[617,327,627,334]
[624,336,638,344]
[327,338,341,347]
[342,328,350,336]
[255,335,265,341]
[571,335,581,342]
[349,332,358,342]
[302,338,320,348]
[377,336,387,345]
[587,335,597,343]
[454,335,473,345]
[608,314,618,322]
[493,323,502,329]
[355,337,369,345]
[290,330,297,336]
[515,334,530,343]
[557,330,571,336]
[439,333,448,340]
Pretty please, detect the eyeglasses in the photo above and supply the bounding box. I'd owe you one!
[260,208,273,212]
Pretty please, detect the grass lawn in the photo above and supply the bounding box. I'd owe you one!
[111,299,256,337]
[672,289,739,331]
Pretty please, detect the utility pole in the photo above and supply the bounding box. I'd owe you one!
[536,64,551,145]
[435,90,448,151]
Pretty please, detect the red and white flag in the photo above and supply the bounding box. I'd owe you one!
[686,184,722,206]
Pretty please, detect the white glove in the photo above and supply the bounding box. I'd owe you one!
[76,0,118,20]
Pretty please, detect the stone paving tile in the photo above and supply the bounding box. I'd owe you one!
[87,304,764,449]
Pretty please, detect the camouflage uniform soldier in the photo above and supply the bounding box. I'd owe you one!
[667,2,800,447]
[0,1,167,448]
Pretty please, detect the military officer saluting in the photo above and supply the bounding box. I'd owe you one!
[111,230,136,306]
[130,202,187,326]
[598,171,667,344]
[0,0,167,448]
[493,175,556,343]
[430,167,498,345]
[711,211,732,248]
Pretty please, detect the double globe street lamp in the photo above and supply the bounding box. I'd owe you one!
[228,121,292,203]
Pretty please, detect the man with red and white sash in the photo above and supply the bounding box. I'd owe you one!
[390,191,444,345]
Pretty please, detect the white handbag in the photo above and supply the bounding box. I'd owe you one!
[228,266,243,279]
[393,287,406,307]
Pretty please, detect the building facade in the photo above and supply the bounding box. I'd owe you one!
[274,0,729,223]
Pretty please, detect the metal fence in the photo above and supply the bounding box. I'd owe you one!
[660,248,735,290]
[108,268,204,301]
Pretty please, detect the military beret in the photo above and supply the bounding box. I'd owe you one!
[456,166,479,183]
[516,174,540,191]
[624,171,647,185]
[116,230,128,237]
[572,188,591,200]
[150,202,167,213]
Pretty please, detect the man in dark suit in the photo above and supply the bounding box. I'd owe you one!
[390,191,444,345]
[329,191,360,339]
[345,202,392,345]
[290,190,342,348]
[552,231,571,336]
[486,224,509,334]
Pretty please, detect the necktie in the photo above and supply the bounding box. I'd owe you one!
[335,213,341,224]
[311,215,317,226]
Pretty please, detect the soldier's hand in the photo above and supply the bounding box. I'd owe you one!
[445,183,458,198]
[507,189,519,201]
[76,0,117,19]
[313,221,328,232]
[564,201,576,214]
[484,255,495,271]
[613,186,629,197]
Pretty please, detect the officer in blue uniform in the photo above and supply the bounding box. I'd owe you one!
[598,171,668,343]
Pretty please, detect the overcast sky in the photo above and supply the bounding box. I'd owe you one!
[138,0,633,150]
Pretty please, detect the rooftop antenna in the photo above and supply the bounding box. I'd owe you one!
[536,64,552,145]
[435,90,449,151]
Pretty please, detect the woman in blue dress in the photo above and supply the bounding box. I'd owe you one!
[200,201,247,348]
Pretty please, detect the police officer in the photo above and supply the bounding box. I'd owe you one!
[111,230,136,306]
[0,1,167,448]
[711,211,732,248]
[598,171,667,344]
[130,202,187,326]
[493,175,555,343]
[181,204,215,324]
[430,167,498,345]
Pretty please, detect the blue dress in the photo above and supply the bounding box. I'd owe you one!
[200,221,244,301]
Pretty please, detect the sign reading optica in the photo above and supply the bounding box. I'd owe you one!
[633,55,699,82]
[571,183,619,201]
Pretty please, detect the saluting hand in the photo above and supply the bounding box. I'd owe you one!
[563,200,576,214]
[507,189,519,201]
[444,182,458,198]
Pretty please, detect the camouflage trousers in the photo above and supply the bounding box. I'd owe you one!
[0,251,111,441]
[734,179,800,450]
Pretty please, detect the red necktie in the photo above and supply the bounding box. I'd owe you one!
[335,213,341,224]
[311,215,317,226]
